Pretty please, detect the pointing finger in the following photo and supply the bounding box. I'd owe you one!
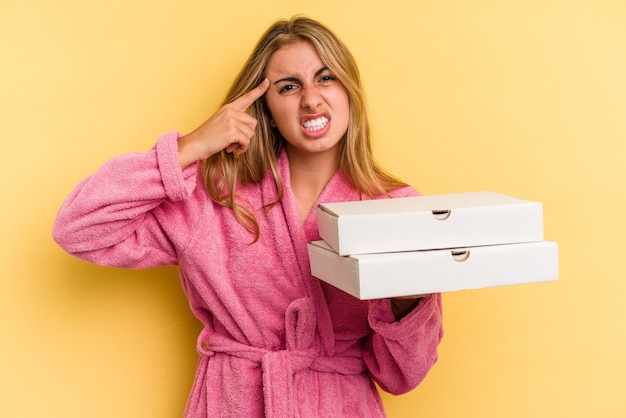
[231,78,270,112]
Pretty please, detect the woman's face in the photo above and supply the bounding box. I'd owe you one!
[264,41,350,158]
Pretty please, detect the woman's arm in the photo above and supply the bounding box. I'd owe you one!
[364,293,444,395]
[53,80,269,268]
[52,132,198,268]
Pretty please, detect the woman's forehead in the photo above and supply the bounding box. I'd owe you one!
[266,41,324,78]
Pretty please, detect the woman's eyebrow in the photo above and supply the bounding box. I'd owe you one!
[314,66,330,78]
[273,67,330,85]
[273,76,300,85]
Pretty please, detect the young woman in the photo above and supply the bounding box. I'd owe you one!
[53,15,443,418]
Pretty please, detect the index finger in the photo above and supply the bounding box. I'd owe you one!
[231,78,270,111]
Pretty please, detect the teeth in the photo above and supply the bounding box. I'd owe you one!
[303,116,328,131]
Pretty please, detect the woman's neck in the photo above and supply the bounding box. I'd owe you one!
[286,146,339,224]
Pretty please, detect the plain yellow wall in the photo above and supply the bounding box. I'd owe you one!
[2,0,625,417]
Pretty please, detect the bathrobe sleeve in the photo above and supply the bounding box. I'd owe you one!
[364,293,443,394]
[52,132,198,268]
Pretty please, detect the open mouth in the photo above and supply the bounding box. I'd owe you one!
[303,116,329,132]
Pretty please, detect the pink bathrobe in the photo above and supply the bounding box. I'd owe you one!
[53,132,443,417]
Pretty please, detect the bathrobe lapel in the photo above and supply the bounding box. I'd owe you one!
[261,151,362,357]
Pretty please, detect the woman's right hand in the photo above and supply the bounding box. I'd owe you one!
[177,78,270,169]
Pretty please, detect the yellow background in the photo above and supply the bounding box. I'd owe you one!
[2,0,625,417]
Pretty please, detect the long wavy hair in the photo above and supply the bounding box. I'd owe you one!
[203,16,407,241]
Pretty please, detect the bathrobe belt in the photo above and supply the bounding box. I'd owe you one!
[197,298,367,417]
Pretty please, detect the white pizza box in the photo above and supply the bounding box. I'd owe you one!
[316,191,544,255]
[308,240,558,300]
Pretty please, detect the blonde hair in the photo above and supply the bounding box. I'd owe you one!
[203,16,406,240]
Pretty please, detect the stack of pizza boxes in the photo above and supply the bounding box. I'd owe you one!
[308,191,558,299]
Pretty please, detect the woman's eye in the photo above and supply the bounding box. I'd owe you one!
[278,84,298,94]
[320,74,336,83]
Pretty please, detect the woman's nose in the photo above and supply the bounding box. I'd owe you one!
[301,86,323,111]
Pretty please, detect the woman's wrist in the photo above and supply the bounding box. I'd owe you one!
[177,134,201,169]
[390,296,423,321]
